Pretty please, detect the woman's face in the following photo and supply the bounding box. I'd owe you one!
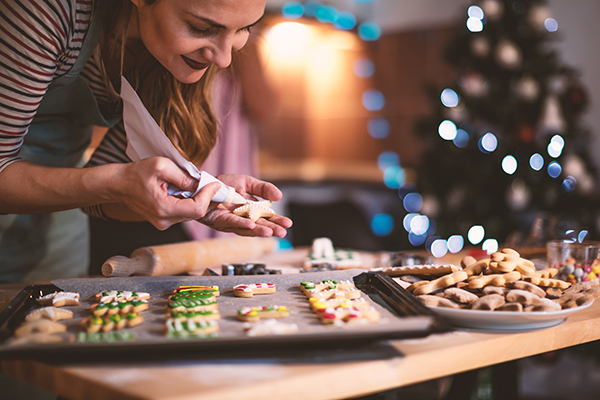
[131,0,266,84]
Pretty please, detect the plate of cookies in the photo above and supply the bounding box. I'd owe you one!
[378,248,600,330]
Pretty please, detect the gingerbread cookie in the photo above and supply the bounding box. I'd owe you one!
[522,276,571,289]
[412,271,469,296]
[443,287,479,304]
[237,306,290,322]
[167,298,218,313]
[232,200,276,222]
[317,305,380,325]
[169,310,221,322]
[91,299,149,316]
[233,283,276,297]
[462,259,490,277]
[482,286,508,296]
[82,313,144,333]
[528,268,559,279]
[496,302,524,312]
[309,297,370,312]
[468,271,521,289]
[382,264,460,277]
[417,295,462,309]
[505,289,543,306]
[14,319,67,337]
[488,248,535,276]
[505,280,546,298]
[8,333,68,346]
[37,292,80,307]
[243,319,299,336]
[166,319,219,337]
[168,291,216,302]
[470,294,505,311]
[173,285,220,296]
[96,290,150,304]
[300,280,355,294]
[25,307,73,322]
[532,298,562,312]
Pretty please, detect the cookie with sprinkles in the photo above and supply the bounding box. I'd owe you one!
[173,285,220,296]
[166,319,219,337]
[167,298,219,313]
[237,305,290,322]
[95,290,150,304]
[91,298,149,316]
[169,310,221,323]
[233,283,276,298]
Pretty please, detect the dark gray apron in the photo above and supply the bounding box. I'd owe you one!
[0,2,119,282]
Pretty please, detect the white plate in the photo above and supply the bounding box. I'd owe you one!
[430,300,593,330]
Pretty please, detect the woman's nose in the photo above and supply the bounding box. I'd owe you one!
[201,34,249,69]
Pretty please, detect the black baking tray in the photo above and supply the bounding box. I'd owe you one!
[0,271,446,361]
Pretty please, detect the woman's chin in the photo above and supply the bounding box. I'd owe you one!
[172,69,206,84]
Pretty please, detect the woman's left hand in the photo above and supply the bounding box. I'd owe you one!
[196,174,293,237]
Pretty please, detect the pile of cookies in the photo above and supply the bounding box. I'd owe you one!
[381,248,600,312]
[9,292,80,345]
[83,290,149,333]
[300,279,380,325]
[166,285,221,337]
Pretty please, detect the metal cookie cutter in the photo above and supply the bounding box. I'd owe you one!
[221,263,281,276]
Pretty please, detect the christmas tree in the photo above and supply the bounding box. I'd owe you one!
[413,0,599,250]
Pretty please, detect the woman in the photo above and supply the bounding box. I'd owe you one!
[0,0,292,282]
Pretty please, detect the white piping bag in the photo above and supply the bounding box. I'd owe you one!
[120,76,246,205]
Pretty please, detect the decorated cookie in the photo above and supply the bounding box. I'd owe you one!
[233,283,276,298]
[308,297,370,312]
[169,310,221,322]
[316,305,380,325]
[232,200,276,222]
[25,307,73,322]
[168,291,216,302]
[166,319,219,337]
[95,290,150,304]
[173,285,220,296]
[237,305,290,322]
[77,331,138,343]
[167,298,218,313]
[91,299,149,316]
[300,280,355,294]
[37,292,80,307]
[82,313,144,333]
[243,319,299,336]
[14,319,67,338]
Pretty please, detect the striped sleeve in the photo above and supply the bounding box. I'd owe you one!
[0,0,92,173]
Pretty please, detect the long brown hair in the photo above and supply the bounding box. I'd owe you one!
[99,0,218,167]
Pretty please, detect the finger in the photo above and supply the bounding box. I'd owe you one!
[191,182,222,218]
[243,177,283,201]
[154,158,198,192]
[255,218,289,238]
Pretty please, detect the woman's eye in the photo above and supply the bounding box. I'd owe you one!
[241,26,252,34]
[189,25,215,36]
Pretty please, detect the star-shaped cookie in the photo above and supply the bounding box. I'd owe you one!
[233,200,276,222]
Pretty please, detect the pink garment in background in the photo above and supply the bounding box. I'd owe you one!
[183,73,258,240]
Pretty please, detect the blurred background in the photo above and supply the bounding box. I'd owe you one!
[235,0,600,256]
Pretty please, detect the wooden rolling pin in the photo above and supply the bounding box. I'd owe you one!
[101,237,277,277]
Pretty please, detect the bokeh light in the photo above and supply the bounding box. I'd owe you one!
[431,239,448,258]
[479,132,498,152]
[315,5,338,23]
[358,22,381,41]
[377,151,399,171]
[371,214,394,236]
[467,18,484,32]
[438,120,457,140]
[383,165,406,189]
[403,192,423,213]
[468,225,485,245]
[578,230,589,243]
[362,89,385,111]
[530,153,544,171]
[468,5,484,19]
[304,1,322,17]
[447,235,465,253]
[545,18,558,32]
[408,232,427,246]
[282,2,304,19]
[548,161,562,178]
[403,213,418,232]
[410,215,430,235]
[334,11,357,30]
[482,238,499,254]
[547,135,564,158]
[367,117,389,139]
[502,155,517,175]
[453,129,470,148]
[562,176,577,192]
[353,58,375,78]
[441,88,460,107]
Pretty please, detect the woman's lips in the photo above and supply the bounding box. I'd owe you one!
[181,55,209,70]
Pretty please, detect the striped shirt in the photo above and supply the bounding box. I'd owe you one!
[0,0,128,175]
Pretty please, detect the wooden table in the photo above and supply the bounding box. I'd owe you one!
[1,251,599,400]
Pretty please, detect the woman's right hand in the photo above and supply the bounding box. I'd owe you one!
[109,157,220,230]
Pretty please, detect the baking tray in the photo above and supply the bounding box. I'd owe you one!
[0,270,444,360]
